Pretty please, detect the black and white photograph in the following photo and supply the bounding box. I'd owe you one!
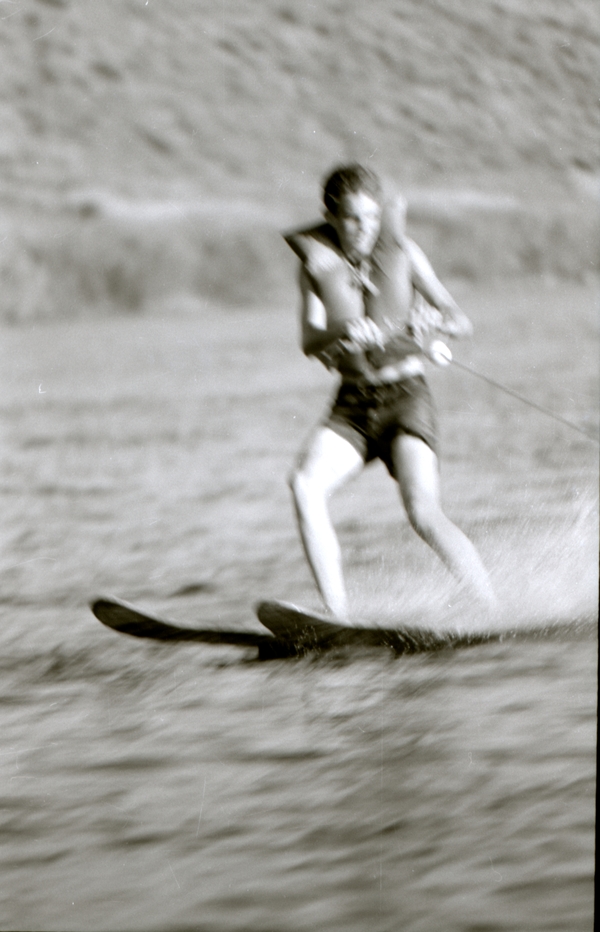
[0,1,597,930]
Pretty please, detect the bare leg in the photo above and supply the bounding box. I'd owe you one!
[393,433,496,607]
[290,427,364,619]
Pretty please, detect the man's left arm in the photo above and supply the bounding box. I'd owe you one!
[405,238,473,338]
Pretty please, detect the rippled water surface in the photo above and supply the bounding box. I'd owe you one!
[0,281,597,931]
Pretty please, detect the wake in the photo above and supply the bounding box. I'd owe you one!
[349,494,598,640]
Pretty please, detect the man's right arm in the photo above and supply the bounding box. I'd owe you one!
[299,269,385,373]
[299,268,346,359]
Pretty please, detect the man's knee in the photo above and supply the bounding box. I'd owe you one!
[290,461,334,515]
[289,465,316,508]
[404,493,442,540]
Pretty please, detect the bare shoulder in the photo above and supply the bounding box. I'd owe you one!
[402,237,442,288]
[403,236,431,263]
[379,189,408,245]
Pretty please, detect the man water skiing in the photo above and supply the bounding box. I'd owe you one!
[285,164,495,621]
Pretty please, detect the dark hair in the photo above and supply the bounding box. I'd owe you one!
[322,164,383,216]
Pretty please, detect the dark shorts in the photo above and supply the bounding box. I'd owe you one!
[324,375,439,476]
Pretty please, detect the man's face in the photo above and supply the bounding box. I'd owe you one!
[329,190,382,263]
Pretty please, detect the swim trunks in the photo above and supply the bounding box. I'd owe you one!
[324,375,439,476]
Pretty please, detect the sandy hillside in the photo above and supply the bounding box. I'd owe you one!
[0,0,598,316]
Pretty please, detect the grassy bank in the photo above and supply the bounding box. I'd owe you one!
[1,192,597,321]
[1,0,598,319]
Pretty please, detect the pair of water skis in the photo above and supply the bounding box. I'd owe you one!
[90,596,504,660]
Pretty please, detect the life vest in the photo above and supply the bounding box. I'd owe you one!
[284,197,421,374]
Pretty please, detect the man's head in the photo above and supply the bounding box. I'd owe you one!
[322,164,383,263]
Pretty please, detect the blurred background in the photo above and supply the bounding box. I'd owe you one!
[0,0,598,319]
[0,4,597,932]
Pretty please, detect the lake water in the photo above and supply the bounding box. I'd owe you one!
[0,280,597,931]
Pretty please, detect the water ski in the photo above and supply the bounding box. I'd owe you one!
[91,597,274,650]
[255,600,499,653]
[91,596,503,660]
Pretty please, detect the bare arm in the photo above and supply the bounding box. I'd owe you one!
[298,269,385,375]
[299,268,347,358]
[406,238,473,338]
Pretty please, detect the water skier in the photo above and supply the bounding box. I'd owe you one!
[285,164,495,621]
